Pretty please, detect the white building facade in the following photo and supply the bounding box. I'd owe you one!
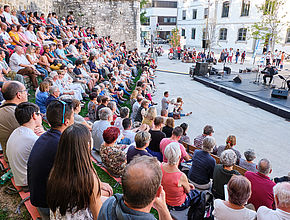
[177,0,290,54]
[141,0,178,40]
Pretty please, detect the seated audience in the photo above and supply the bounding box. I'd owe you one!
[193,125,214,149]
[147,116,166,162]
[214,135,241,165]
[0,81,27,161]
[257,182,290,219]
[162,117,174,138]
[188,136,216,190]
[239,149,258,172]
[245,158,276,210]
[72,99,91,130]
[45,85,60,107]
[213,175,256,220]
[92,107,112,151]
[28,100,74,219]
[100,127,127,176]
[122,118,136,144]
[179,122,191,145]
[6,102,41,188]
[131,95,143,123]
[98,156,172,220]
[95,95,110,121]
[114,107,130,132]
[47,124,113,219]
[35,81,49,114]
[161,142,195,210]
[212,149,240,200]
[88,92,98,122]
[142,106,157,128]
[127,131,152,164]
[134,99,149,124]
[160,126,190,163]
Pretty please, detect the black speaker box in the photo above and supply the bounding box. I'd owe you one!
[233,75,242,83]
[195,62,208,76]
[224,66,231,75]
[271,89,288,99]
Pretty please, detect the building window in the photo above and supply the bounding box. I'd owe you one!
[182,10,186,20]
[237,28,247,41]
[181,29,186,37]
[202,28,206,40]
[204,8,208,19]
[222,1,230,17]
[263,0,277,15]
[241,0,250,16]
[191,28,196,39]
[286,28,290,43]
[219,28,227,40]
[192,9,197,19]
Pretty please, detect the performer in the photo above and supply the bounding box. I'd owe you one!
[261,63,277,85]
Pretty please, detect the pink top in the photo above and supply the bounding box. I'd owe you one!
[161,163,187,206]
[160,138,187,163]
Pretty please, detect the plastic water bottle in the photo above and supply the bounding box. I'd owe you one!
[0,170,13,184]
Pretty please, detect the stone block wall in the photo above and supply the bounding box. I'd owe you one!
[53,0,140,49]
[1,0,53,15]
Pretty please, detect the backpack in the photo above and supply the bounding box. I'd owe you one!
[187,190,214,220]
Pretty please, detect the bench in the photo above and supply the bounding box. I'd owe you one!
[182,142,247,175]
[0,155,40,219]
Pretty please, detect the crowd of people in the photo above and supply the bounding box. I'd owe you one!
[0,4,289,220]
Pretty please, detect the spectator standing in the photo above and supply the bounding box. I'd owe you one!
[188,137,216,190]
[239,149,258,172]
[193,125,214,149]
[213,175,256,220]
[0,81,27,161]
[98,156,172,220]
[235,49,240,64]
[245,158,276,210]
[6,102,41,187]
[127,131,152,164]
[28,100,74,219]
[241,51,246,64]
[257,182,290,219]
[212,149,240,200]
[161,91,170,111]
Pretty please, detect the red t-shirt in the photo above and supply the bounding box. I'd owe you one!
[169,48,173,53]
[245,171,276,210]
[160,138,187,163]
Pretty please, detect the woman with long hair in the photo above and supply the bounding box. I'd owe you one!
[142,106,157,128]
[47,124,112,219]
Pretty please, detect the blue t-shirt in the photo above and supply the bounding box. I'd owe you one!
[188,150,216,185]
[126,145,152,164]
[27,129,61,208]
[35,91,49,114]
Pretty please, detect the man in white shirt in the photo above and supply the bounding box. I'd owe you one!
[6,102,42,187]
[9,46,40,89]
[257,182,290,220]
[3,5,13,26]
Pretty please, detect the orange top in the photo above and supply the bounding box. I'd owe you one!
[161,163,187,206]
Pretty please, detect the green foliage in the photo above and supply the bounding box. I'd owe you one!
[169,27,181,48]
[251,0,286,50]
[140,0,149,25]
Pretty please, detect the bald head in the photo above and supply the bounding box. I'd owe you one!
[257,158,272,175]
[122,156,162,209]
[2,81,27,103]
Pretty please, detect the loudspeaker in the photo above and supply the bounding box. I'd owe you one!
[202,40,208,49]
[224,66,231,75]
[195,62,208,76]
[233,75,242,83]
[271,89,288,99]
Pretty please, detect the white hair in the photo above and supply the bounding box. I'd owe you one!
[99,107,112,121]
[273,182,290,208]
[202,136,216,153]
[164,142,181,165]
[220,149,237,166]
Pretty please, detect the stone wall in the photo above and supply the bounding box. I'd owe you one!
[1,0,53,15]
[53,0,140,49]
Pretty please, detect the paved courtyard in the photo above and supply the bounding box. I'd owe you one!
[150,47,290,178]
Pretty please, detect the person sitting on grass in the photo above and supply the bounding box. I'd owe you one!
[47,124,113,219]
[72,99,92,131]
[127,131,152,164]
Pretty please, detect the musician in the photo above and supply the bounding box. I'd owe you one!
[262,63,277,85]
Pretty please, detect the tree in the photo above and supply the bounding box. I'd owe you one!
[251,0,286,51]
[169,27,181,48]
[140,0,149,25]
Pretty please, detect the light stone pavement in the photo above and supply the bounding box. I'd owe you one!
[148,46,290,178]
